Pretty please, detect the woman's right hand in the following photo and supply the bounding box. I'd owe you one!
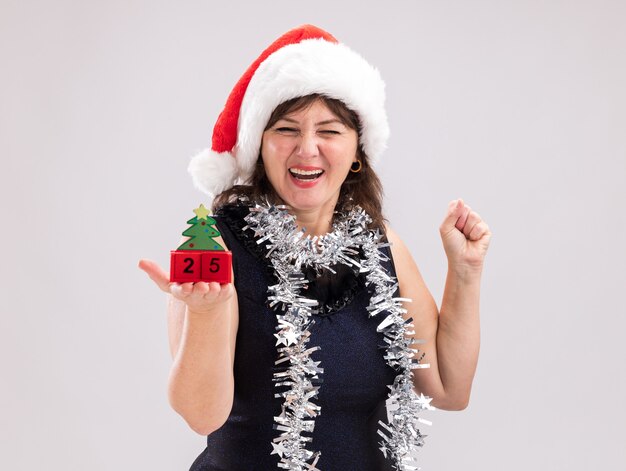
[138,259,235,315]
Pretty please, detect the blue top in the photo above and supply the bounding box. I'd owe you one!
[189,205,398,471]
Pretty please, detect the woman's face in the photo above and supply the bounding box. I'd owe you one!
[261,99,358,217]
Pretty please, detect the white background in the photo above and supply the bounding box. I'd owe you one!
[1,0,625,469]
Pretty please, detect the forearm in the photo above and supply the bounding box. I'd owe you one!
[435,264,482,408]
[168,307,234,434]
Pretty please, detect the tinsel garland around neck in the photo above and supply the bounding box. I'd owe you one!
[243,202,434,471]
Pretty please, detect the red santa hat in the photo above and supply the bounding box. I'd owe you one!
[188,24,389,198]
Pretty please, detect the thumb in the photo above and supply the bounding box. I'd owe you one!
[439,199,465,236]
[138,259,171,293]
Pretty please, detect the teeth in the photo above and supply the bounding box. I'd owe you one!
[289,168,323,176]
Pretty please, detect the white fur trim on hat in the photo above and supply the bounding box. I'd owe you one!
[188,149,238,198]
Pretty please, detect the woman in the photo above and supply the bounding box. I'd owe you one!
[139,25,491,470]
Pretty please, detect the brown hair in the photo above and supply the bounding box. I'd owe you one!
[212,94,386,230]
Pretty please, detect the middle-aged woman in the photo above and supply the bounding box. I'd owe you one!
[139,24,491,471]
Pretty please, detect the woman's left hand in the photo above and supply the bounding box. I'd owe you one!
[439,198,492,272]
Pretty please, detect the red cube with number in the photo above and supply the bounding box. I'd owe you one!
[170,251,203,283]
[200,252,232,283]
[170,250,232,284]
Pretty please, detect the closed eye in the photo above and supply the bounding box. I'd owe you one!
[319,130,341,135]
[275,127,299,133]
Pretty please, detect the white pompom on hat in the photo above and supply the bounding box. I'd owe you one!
[188,24,389,198]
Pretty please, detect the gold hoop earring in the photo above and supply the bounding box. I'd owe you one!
[350,160,362,173]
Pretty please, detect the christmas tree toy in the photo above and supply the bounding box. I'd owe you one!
[170,204,232,284]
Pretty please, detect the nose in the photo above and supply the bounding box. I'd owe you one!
[296,132,319,159]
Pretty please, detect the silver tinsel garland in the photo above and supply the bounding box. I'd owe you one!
[243,203,434,470]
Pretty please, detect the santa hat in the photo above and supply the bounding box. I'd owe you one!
[188,24,389,198]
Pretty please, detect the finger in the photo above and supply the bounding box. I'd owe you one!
[222,283,235,297]
[462,211,482,238]
[469,222,490,241]
[456,205,472,232]
[138,259,171,293]
[208,281,221,292]
[170,283,188,299]
[203,282,224,300]
[215,282,233,299]
[193,282,210,295]
[440,199,465,235]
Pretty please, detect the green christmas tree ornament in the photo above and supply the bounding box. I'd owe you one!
[170,204,232,283]
[177,214,224,251]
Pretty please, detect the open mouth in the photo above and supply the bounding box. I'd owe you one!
[288,168,325,181]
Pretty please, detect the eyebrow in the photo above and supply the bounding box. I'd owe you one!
[278,117,345,126]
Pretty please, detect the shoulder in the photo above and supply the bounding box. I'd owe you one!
[384,224,411,263]
[382,224,437,316]
[383,223,424,288]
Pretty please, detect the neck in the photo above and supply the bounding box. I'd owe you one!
[292,207,334,236]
